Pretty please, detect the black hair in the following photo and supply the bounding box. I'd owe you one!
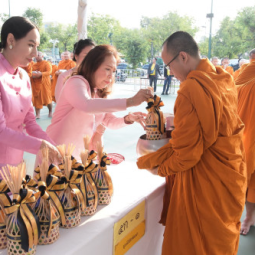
[163,31,199,58]
[72,39,96,61]
[0,16,38,50]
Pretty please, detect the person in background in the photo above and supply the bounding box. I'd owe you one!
[51,51,76,102]
[31,51,53,118]
[55,39,95,102]
[0,16,61,170]
[211,56,219,67]
[233,59,248,81]
[147,57,161,92]
[137,31,246,255]
[221,57,234,76]
[47,45,153,159]
[162,65,172,95]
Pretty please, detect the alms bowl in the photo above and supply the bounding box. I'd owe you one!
[136,134,170,157]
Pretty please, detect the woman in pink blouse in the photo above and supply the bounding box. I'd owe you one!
[47,45,153,159]
[0,16,61,169]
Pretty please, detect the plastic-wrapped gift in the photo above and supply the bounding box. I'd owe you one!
[0,180,10,249]
[92,144,113,205]
[145,95,166,140]
[1,163,40,255]
[75,151,99,216]
[57,144,84,228]
[30,148,63,245]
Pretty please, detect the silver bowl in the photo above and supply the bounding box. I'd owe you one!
[136,134,170,157]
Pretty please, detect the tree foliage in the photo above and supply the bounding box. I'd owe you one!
[23,8,43,29]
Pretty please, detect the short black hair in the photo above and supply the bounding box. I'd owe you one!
[163,31,199,58]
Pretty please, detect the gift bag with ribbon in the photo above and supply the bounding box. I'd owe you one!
[145,95,166,140]
[92,143,113,205]
[1,163,40,255]
[31,148,63,245]
[0,179,10,249]
[57,144,84,228]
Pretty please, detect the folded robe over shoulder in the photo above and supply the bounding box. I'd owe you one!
[137,59,246,255]
[236,59,255,203]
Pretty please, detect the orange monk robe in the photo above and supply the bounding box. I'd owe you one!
[21,61,33,78]
[31,60,52,109]
[137,59,246,255]
[51,59,76,102]
[50,64,58,101]
[221,65,234,76]
[236,59,255,203]
[233,64,249,81]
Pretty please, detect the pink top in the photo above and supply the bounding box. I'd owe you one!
[0,53,53,168]
[46,75,128,159]
[55,68,73,102]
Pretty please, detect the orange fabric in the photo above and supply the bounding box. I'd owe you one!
[137,59,246,255]
[31,60,52,109]
[236,59,255,203]
[51,60,76,102]
[50,64,58,101]
[234,64,248,81]
[21,61,33,78]
[221,65,234,76]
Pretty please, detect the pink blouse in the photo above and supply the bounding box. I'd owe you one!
[46,75,128,159]
[0,53,53,168]
[55,68,73,102]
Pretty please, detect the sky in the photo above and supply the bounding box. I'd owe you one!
[1,0,255,40]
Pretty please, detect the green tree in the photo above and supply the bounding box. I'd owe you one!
[87,13,121,45]
[45,22,77,54]
[121,29,149,68]
[141,12,198,61]
[23,8,43,29]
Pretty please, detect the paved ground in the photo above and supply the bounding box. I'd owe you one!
[24,82,255,254]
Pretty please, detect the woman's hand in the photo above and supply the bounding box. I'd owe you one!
[126,88,153,107]
[90,131,103,151]
[40,140,62,164]
[125,112,147,129]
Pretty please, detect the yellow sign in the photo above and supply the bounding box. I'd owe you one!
[113,200,146,255]
[115,221,145,255]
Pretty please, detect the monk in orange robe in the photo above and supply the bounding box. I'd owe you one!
[31,52,52,118]
[221,57,234,76]
[51,51,76,102]
[233,59,248,80]
[236,49,255,235]
[21,61,33,77]
[47,58,58,101]
[137,31,246,255]
[211,56,219,67]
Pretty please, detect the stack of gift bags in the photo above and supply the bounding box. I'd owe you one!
[0,135,115,254]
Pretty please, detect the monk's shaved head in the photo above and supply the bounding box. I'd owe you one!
[211,57,219,67]
[162,31,200,58]
[249,48,255,59]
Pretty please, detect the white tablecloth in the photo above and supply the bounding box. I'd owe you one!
[0,161,166,255]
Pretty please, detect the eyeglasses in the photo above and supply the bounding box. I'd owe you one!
[165,53,179,70]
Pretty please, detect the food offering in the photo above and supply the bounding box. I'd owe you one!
[145,95,166,140]
[1,163,40,255]
[0,180,9,249]
[32,148,62,245]
[57,144,84,228]
[92,143,113,205]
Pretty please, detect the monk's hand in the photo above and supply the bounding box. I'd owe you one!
[127,89,153,107]
[40,140,62,164]
[55,70,61,76]
[125,112,147,129]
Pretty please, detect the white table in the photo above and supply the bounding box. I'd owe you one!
[0,161,166,255]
